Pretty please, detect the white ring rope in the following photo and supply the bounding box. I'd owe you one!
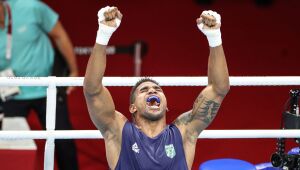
[0,76,299,86]
[2,130,300,140]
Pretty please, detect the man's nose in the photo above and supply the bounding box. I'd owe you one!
[148,88,157,94]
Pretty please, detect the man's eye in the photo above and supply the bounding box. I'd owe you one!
[140,89,147,92]
[155,88,162,91]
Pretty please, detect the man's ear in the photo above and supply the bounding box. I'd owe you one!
[166,107,169,112]
[129,104,137,114]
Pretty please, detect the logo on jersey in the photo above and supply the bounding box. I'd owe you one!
[132,142,140,153]
[165,144,176,158]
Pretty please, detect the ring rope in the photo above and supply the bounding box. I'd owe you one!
[0,76,299,86]
[1,130,300,140]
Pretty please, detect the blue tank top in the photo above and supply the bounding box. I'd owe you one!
[115,121,188,170]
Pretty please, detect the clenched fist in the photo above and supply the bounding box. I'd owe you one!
[196,10,222,47]
[98,6,122,27]
[96,6,123,45]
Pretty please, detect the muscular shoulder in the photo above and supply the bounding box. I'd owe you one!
[102,111,127,140]
[174,86,225,143]
[104,112,127,169]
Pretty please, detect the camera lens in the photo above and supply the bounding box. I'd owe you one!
[271,153,283,167]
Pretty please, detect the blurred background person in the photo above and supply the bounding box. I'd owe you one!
[0,0,79,169]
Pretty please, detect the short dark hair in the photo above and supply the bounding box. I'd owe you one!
[129,77,160,104]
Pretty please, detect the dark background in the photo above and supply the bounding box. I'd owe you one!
[27,0,300,169]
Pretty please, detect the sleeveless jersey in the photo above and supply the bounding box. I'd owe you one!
[115,121,188,170]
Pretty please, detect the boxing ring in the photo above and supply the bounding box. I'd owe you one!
[0,76,300,170]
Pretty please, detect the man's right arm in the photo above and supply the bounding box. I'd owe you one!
[84,42,127,169]
[83,7,126,137]
[84,44,121,133]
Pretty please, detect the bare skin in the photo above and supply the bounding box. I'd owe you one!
[84,7,229,170]
[129,82,168,137]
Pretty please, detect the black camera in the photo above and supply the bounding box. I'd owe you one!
[271,89,300,169]
[271,153,300,168]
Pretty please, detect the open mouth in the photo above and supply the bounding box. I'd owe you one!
[146,96,161,109]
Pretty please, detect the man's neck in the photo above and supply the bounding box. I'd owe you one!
[0,2,5,29]
[135,117,167,138]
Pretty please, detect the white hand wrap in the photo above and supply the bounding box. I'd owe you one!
[96,6,121,45]
[197,10,222,47]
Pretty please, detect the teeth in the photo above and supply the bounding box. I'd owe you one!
[149,105,159,109]
[146,102,160,107]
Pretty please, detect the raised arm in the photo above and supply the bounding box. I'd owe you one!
[83,7,126,135]
[173,10,230,168]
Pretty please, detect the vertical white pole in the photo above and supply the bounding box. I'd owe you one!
[134,42,142,76]
[44,137,55,170]
[44,76,57,170]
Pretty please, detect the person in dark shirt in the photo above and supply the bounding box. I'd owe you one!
[84,6,230,170]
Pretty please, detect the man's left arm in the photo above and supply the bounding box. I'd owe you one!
[174,10,230,144]
[49,21,79,94]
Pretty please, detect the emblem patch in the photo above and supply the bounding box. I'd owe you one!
[132,142,140,153]
[165,144,176,158]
